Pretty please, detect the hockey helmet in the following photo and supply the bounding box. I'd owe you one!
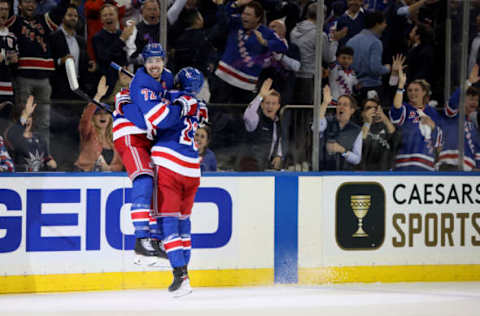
[142,43,165,62]
[174,67,204,94]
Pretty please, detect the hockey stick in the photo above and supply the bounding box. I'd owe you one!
[110,62,134,78]
[65,58,113,114]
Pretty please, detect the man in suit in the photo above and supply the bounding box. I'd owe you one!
[49,4,92,99]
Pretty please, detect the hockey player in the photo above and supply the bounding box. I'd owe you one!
[437,64,480,171]
[122,66,206,297]
[113,43,173,265]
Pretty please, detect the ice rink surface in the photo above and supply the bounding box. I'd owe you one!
[1,282,480,316]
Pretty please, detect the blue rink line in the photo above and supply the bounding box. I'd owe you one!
[274,174,298,284]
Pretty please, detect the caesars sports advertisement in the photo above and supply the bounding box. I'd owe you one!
[321,175,480,266]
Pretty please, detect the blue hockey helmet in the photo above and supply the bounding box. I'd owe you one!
[142,43,165,61]
[174,67,204,94]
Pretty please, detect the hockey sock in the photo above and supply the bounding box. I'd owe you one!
[150,217,163,240]
[130,175,153,239]
[179,217,191,265]
[162,216,186,268]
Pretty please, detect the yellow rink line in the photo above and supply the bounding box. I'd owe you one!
[2,265,480,294]
[299,264,480,284]
[0,269,274,294]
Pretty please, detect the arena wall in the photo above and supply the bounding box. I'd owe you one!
[0,172,479,294]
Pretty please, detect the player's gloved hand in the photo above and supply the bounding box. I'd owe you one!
[114,88,131,115]
[175,95,198,117]
[197,101,208,126]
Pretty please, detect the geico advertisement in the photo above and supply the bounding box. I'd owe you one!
[321,176,480,266]
[0,176,275,275]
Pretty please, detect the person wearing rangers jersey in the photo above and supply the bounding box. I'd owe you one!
[0,0,17,103]
[0,0,17,134]
[122,66,207,297]
[113,43,173,266]
[6,0,72,148]
[390,68,443,171]
[328,46,358,105]
[211,0,287,104]
[437,65,480,171]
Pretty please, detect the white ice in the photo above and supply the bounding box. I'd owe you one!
[1,282,479,316]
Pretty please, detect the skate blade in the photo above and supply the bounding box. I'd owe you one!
[172,280,193,298]
[134,254,169,268]
[172,287,192,298]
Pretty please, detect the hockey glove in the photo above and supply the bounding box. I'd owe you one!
[175,95,198,117]
[197,101,208,126]
[114,88,131,115]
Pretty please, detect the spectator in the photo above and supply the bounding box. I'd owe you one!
[328,45,358,104]
[210,0,287,104]
[73,99,123,172]
[290,3,339,104]
[346,10,390,105]
[382,0,437,60]
[259,18,300,105]
[335,0,366,47]
[7,0,73,148]
[195,126,217,172]
[84,0,125,60]
[0,0,17,134]
[241,78,283,171]
[364,0,391,12]
[405,22,434,84]
[298,0,315,22]
[0,135,14,172]
[437,65,480,171]
[389,68,442,171]
[171,8,216,101]
[5,95,57,171]
[314,85,362,170]
[129,0,161,67]
[92,3,131,98]
[264,0,300,41]
[35,0,57,16]
[358,97,401,171]
[49,5,93,99]
[468,13,480,75]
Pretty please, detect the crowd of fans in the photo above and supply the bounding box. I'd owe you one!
[0,0,479,173]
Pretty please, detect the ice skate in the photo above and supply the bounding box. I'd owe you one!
[133,238,166,266]
[168,266,192,297]
[151,239,168,259]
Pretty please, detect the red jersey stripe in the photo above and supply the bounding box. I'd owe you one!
[217,63,256,84]
[151,151,200,169]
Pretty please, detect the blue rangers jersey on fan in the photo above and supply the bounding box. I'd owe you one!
[214,1,287,91]
[126,89,203,178]
[438,88,480,170]
[113,67,173,141]
[389,102,443,171]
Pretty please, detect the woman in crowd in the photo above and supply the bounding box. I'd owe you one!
[389,68,443,171]
[195,126,217,172]
[6,96,57,172]
[74,77,123,172]
[359,97,401,171]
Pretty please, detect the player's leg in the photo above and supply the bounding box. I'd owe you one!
[114,134,164,264]
[178,217,191,265]
[179,176,200,267]
[155,166,192,297]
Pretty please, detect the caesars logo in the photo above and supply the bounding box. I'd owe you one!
[336,182,385,250]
